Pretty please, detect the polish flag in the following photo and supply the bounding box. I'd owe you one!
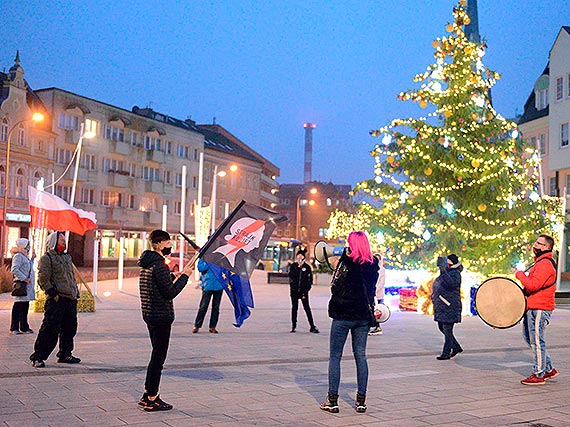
[28,186,97,235]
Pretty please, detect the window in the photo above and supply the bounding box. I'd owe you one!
[536,89,549,110]
[538,134,547,156]
[55,185,72,202]
[144,136,152,150]
[142,166,160,181]
[165,141,172,155]
[81,153,97,170]
[101,191,122,207]
[192,175,198,189]
[193,148,199,161]
[84,118,98,136]
[58,113,79,130]
[15,168,25,198]
[1,118,8,141]
[561,123,569,148]
[102,157,126,173]
[164,170,171,184]
[175,201,182,215]
[566,176,570,195]
[127,194,136,209]
[549,177,557,196]
[55,148,73,165]
[319,228,328,238]
[140,196,157,212]
[176,173,183,187]
[300,199,308,206]
[17,124,24,146]
[80,188,95,205]
[556,77,564,101]
[177,144,189,158]
[104,125,124,142]
[326,198,332,206]
[130,132,139,147]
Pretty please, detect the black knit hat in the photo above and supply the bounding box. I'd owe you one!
[447,253,459,265]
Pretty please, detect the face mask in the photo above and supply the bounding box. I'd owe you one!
[56,243,66,253]
[161,247,172,256]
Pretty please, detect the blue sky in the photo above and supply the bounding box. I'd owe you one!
[2,1,569,186]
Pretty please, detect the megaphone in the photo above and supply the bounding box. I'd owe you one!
[314,240,345,263]
[374,302,391,323]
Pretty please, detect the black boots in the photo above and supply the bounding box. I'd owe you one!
[319,394,339,413]
[355,393,366,413]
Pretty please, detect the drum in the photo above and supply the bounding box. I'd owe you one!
[474,277,526,329]
[374,302,391,323]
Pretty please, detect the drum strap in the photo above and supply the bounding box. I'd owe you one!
[525,258,557,297]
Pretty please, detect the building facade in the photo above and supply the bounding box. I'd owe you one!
[518,27,570,272]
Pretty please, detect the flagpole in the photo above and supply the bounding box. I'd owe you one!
[197,200,246,258]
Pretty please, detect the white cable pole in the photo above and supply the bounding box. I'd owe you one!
[198,152,204,208]
[180,165,187,270]
[557,187,567,289]
[536,137,545,196]
[211,165,218,234]
[65,123,85,245]
[225,202,230,218]
[162,204,167,230]
[92,233,99,296]
[118,236,124,292]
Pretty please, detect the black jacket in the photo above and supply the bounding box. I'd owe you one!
[288,262,313,294]
[138,250,188,325]
[328,253,379,321]
[431,264,463,324]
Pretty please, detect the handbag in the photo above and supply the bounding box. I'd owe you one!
[11,280,28,297]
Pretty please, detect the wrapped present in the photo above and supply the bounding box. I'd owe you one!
[399,287,418,312]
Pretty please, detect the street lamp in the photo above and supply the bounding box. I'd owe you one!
[210,165,231,234]
[1,112,44,264]
[295,187,317,241]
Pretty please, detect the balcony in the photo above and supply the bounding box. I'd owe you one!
[146,150,165,163]
[105,208,143,224]
[107,172,132,188]
[145,181,163,193]
[76,169,98,181]
[110,140,131,156]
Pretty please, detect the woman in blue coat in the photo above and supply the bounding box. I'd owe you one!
[431,253,463,360]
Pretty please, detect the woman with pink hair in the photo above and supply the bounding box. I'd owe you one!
[320,231,379,414]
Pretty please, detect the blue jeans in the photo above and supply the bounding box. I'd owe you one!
[522,309,553,377]
[328,319,369,396]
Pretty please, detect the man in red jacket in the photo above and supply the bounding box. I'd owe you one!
[515,234,559,385]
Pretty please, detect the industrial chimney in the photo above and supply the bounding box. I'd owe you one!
[303,123,316,183]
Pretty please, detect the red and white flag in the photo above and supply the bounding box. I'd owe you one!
[28,186,97,235]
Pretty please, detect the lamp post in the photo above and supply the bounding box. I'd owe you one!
[1,112,44,265]
[295,187,317,241]
[210,165,227,234]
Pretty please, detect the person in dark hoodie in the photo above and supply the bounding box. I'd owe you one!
[288,249,318,333]
[138,230,193,412]
[431,253,463,360]
[30,231,80,368]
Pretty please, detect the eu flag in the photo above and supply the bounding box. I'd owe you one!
[208,262,253,327]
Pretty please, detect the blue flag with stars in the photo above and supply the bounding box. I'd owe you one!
[208,262,254,327]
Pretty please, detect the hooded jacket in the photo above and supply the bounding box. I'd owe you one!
[138,249,188,325]
[37,232,79,300]
[288,261,313,294]
[431,263,463,324]
[515,251,556,311]
[328,252,379,321]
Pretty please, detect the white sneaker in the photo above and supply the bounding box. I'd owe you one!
[368,327,382,336]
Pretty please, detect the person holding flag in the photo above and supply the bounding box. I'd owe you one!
[137,230,194,412]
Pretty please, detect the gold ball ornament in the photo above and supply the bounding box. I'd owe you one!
[432,40,439,49]
[444,110,452,118]
[381,207,389,215]
[463,15,471,25]
[424,168,433,176]
[419,100,428,108]
[446,24,453,32]
[471,159,480,168]
[459,0,466,5]
[387,155,394,164]
[478,204,487,212]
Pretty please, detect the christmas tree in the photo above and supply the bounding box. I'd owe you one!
[355,0,562,275]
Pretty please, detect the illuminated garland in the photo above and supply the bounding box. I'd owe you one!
[351,0,564,275]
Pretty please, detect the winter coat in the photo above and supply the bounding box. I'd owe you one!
[515,251,556,311]
[431,264,463,324]
[11,249,36,302]
[37,232,78,301]
[288,261,313,295]
[138,250,188,325]
[197,259,224,291]
[328,252,379,321]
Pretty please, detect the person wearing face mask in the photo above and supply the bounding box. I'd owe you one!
[515,234,559,386]
[10,238,36,334]
[138,230,193,411]
[30,231,80,368]
[288,249,318,333]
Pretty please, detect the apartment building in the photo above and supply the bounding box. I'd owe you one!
[519,26,570,271]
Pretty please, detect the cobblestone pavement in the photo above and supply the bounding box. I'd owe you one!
[1,271,569,426]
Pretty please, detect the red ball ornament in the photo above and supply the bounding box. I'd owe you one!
[462,245,466,251]
[457,176,463,182]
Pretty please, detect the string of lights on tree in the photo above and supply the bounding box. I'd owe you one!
[343,0,563,275]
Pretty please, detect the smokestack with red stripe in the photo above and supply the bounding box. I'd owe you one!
[303,123,316,183]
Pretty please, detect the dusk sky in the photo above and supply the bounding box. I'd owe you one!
[2,1,569,187]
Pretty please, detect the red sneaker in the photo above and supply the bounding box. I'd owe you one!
[543,368,559,381]
[521,374,546,386]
